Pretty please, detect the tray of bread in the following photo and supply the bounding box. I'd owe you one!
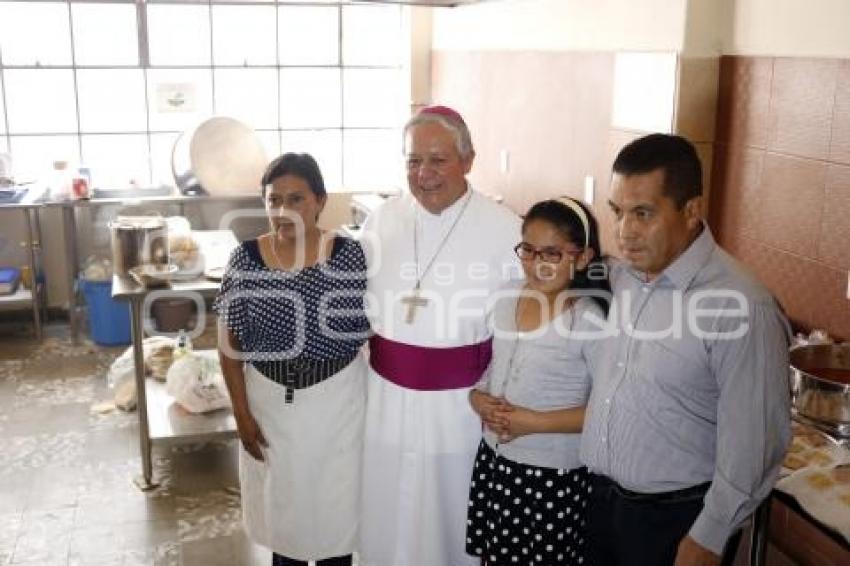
[776,423,850,541]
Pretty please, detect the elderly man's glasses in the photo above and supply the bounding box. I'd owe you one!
[514,243,582,264]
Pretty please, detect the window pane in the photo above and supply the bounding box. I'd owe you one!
[342,5,401,67]
[0,83,6,135]
[4,70,77,134]
[147,5,211,66]
[81,134,150,189]
[8,135,80,181]
[279,69,341,129]
[278,6,339,66]
[0,137,7,154]
[147,69,213,133]
[0,2,72,66]
[212,5,276,66]
[72,3,139,66]
[255,130,280,161]
[343,129,402,191]
[214,69,278,130]
[77,70,147,133]
[280,129,341,192]
[150,132,180,188]
[343,69,404,128]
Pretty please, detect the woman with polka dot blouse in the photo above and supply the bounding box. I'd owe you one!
[466,198,610,565]
[215,153,370,566]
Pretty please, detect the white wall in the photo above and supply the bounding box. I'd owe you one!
[727,0,850,57]
[431,0,687,52]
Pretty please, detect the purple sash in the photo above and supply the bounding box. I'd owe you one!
[369,334,493,391]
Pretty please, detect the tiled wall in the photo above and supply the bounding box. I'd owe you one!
[430,49,660,256]
[430,50,615,217]
[711,56,850,340]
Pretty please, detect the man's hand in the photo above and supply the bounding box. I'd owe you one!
[236,411,268,462]
[674,535,720,566]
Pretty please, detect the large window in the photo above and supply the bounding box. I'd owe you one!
[0,1,409,192]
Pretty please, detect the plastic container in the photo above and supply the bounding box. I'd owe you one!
[80,279,131,345]
[151,297,195,333]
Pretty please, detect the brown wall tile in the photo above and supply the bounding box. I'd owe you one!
[708,144,764,240]
[768,58,839,161]
[805,263,850,342]
[713,55,850,341]
[730,237,816,328]
[829,61,850,165]
[715,56,773,149]
[755,153,826,258]
[818,164,850,270]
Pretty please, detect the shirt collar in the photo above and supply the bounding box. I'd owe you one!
[411,183,473,219]
[626,222,716,291]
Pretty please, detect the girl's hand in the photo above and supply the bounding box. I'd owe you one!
[492,403,541,442]
[470,390,511,435]
[236,412,268,461]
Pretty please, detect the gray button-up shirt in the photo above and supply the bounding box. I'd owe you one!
[579,226,791,554]
[477,280,603,470]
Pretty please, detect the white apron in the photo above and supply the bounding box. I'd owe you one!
[240,354,367,560]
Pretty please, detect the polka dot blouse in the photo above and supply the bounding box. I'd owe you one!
[213,235,370,361]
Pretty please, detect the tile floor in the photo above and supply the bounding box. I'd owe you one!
[0,322,269,566]
[0,320,800,566]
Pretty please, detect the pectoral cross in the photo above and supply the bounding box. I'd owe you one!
[401,285,429,324]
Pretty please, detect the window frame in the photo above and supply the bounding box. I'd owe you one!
[0,0,408,192]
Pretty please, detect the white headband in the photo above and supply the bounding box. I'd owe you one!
[556,196,590,249]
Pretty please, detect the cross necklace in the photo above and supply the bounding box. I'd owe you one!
[402,191,473,324]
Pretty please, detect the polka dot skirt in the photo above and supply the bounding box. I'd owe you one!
[466,440,590,565]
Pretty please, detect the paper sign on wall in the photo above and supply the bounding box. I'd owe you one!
[156,83,197,113]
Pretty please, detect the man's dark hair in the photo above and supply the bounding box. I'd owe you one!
[612,134,702,208]
[261,152,326,199]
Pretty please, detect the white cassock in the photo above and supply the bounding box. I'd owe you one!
[359,188,521,566]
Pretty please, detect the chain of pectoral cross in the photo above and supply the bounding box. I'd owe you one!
[401,191,473,324]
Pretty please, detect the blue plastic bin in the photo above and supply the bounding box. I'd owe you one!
[80,279,131,346]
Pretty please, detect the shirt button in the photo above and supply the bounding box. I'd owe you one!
[642,286,650,293]
[605,398,611,405]
[601,436,607,444]
[626,323,634,331]
[616,361,625,368]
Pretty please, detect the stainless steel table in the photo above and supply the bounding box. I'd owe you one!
[112,230,238,491]
[0,185,48,339]
[48,192,261,344]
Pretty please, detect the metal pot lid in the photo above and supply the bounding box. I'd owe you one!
[187,116,268,195]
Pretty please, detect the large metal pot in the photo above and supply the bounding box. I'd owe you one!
[109,216,169,277]
[790,343,850,438]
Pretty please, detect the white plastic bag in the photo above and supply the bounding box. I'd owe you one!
[165,350,231,413]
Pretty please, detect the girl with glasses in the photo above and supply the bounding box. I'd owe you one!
[465,197,610,565]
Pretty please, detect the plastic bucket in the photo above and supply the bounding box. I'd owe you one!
[80,279,131,346]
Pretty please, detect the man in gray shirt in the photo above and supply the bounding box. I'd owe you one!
[580,134,791,566]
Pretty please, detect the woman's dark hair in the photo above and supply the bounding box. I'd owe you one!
[523,198,611,315]
[261,152,326,199]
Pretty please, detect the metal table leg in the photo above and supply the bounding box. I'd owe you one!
[23,208,42,341]
[62,206,80,344]
[130,296,158,491]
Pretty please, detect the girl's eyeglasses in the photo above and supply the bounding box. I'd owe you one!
[514,243,582,264]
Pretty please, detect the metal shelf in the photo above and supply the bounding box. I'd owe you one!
[0,286,32,307]
[145,372,236,445]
